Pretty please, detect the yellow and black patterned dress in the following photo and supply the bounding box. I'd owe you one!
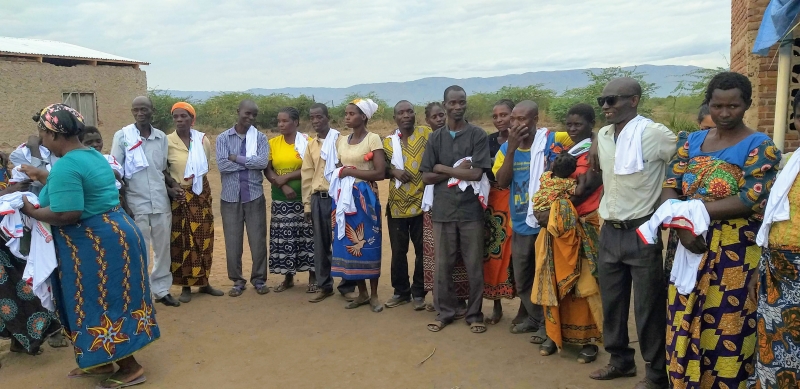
[663,130,780,389]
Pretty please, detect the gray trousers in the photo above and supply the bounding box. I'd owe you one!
[221,196,268,286]
[433,221,484,324]
[511,233,544,327]
[134,212,172,298]
[598,225,667,385]
[310,193,356,294]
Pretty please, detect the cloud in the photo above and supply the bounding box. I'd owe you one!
[0,0,731,91]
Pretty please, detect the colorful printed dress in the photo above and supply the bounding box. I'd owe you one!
[0,171,62,355]
[268,134,314,276]
[750,164,800,389]
[663,130,780,389]
[483,132,515,300]
[331,133,383,280]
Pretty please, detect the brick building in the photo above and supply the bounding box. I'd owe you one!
[732,0,800,151]
[0,37,148,150]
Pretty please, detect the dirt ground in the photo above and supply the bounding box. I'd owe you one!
[0,167,648,389]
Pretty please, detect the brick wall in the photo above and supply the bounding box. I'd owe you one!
[0,60,146,152]
[730,0,799,151]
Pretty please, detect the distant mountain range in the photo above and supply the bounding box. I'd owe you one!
[166,64,704,105]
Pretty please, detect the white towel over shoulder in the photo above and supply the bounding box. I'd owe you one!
[321,129,340,183]
[637,199,710,295]
[614,115,653,175]
[329,167,356,239]
[184,129,209,195]
[387,129,405,189]
[447,157,489,209]
[245,125,259,158]
[294,133,309,160]
[757,150,800,247]
[525,128,550,228]
[120,124,149,179]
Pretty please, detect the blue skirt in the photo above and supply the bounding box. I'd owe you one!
[332,181,381,280]
[51,208,160,368]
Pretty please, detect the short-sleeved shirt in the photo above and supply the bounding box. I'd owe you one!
[596,121,677,221]
[384,126,431,218]
[268,134,304,202]
[420,123,491,222]
[39,149,120,220]
[110,125,170,215]
[492,143,538,235]
[166,132,211,187]
[336,132,383,182]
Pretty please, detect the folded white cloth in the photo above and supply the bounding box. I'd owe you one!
[0,192,40,259]
[184,129,209,195]
[104,154,124,190]
[294,133,309,161]
[321,129,340,183]
[526,128,550,228]
[353,99,379,119]
[21,220,56,311]
[421,185,434,212]
[387,129,405,189]
[447,157,490,209]
[614,115,653,175]
[17,144,52,172]
[245,125,259,158]
[329,167,356,240]
[120,124,149,179]
[757,150,800,247]
[637,199,710,295]
[568,137,593,156]
[9,166,29,184]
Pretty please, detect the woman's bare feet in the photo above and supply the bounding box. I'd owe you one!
[96,357,145,388]
[486,300,503,324]
[48,332,68,348]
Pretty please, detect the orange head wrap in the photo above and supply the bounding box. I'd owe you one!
[171,102,196,125]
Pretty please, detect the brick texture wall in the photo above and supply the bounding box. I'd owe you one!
[730,0,799,151]
[0,60,146,152]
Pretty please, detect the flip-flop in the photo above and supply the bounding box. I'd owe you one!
[486,312,504,325]
[510,322,538,334]
[69,367,114,379]
[529,327,547,344]
[470,322,487,334]
[95,375,147,389]
[345,298,369,309]
[425,303,436,312]
[273,281,294,293]
[427,321,447,332]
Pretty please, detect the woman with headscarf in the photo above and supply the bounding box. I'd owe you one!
[20,104,159,388]
[662,72,780,388]
[750,94,800,389]
[0,153,63,356]
[331,98,386,312]
[265,107,316,293]
[167,102,223,303]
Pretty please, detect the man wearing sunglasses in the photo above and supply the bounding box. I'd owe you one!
[588,78,676,389]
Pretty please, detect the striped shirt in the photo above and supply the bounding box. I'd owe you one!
[215,127,270,203]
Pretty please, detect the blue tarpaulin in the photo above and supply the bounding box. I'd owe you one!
[753,0,800,55]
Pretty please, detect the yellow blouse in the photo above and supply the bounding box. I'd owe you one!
[336,132,383,182]
[166,132,211,187]
[268,134,304,175]
[769,174,800,250]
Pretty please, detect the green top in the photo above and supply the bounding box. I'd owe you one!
[40,148,120,220]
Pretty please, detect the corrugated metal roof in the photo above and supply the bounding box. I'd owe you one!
[0,37,148,65]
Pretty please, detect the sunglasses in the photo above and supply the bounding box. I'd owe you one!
[597,95,636,107]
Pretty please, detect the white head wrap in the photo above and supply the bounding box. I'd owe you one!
[352,98,379,120]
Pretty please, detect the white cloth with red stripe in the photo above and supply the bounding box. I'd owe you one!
[446,157,489,209]
[328,167,356,240]
[0,191,55,311]
[184,129,209,195]
[637,199,710,295]
[120,124,150,179]
[104,154,124,189]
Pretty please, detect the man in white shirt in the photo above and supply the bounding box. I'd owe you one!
[588,78,676,389]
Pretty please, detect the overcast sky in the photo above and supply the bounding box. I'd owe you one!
[1,0,731,91]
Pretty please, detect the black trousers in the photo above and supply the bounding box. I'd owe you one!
[387,213,425,299]
[597,225,667,385]
[310,193,356,294]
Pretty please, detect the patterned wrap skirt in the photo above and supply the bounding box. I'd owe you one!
[750,248,800,389]
[422,212,470,300]
[51,208,160,369]
[0,244,62,354]
[170,178,214,286]
[332,181,382,280]
[482,186,515,300]
[269,200,314,275]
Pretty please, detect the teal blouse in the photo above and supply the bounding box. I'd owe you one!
[40,148,120,220]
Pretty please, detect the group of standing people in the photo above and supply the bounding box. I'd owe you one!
[1,70,799,389]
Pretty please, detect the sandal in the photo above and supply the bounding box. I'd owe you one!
[306,283,318,294]
[529,327,547,344]
[454,309,466,320]
[48,332,68,348]
[228,285,245,297]
[577,345,599,364]
[95,374,147,388]
[540,338,557,356]
[425,303,436,312]
[510,322,538,334]
[69,366,114,378]
[427,321,448,332]
[255,283,270,295]
[470,322,487,334]
[273,281,294,293]
[345,296,369,309]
